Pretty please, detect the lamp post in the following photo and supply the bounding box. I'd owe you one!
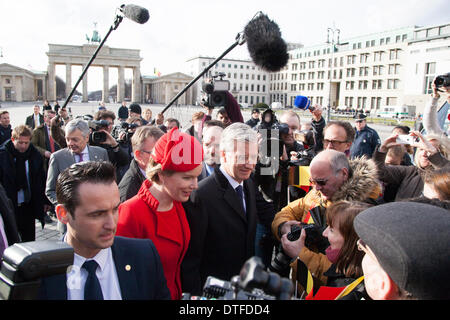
[326,26,340,122]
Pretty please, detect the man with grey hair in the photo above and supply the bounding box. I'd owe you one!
[46,119,109,233]
[182,123,259,295]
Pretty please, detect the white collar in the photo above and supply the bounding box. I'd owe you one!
[219,165,244,190]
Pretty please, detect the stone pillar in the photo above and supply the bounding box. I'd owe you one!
[15,76,23,102]
[117,66,125,103]
[47,63,56,101]
[0,76,3,101]
[65,64,72,99]
[82,64,88,102]
[132,66,141,103]
[103,65,109,103]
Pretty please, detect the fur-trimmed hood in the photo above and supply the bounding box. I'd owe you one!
[330,156,381,203]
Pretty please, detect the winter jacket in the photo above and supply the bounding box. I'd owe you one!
[272,157,381,284]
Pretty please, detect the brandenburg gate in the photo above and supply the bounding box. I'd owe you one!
[46,43,143,103]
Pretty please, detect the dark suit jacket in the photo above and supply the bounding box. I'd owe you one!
[0,182,20,246]
[26,114,44,130]
[181,167,257,295]
[37,236,171,300]
[197,162,209,183]
[118,159,146,203]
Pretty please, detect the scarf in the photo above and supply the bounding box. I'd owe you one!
[5,140,32,202]
[325,246,341,264]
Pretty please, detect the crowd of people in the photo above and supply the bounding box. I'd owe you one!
[0,77,449,301]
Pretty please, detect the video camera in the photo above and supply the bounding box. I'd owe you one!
[88,120,109,144]
[202,72,230,108]
[182,257,294,300]
[117,121,140,143]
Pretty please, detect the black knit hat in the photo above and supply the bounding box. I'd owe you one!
[129,103,142,115]
[354,202,450,299]
[118,106,128,120]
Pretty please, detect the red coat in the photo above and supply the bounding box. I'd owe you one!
[116,179,190,300]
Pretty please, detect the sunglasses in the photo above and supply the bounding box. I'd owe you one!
[309,177,328,187]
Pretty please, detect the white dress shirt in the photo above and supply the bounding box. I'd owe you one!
[66,246,122,300]
[220,166,246,212]
[75,146,90,163]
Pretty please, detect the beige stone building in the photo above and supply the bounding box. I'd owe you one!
[143,72,194,105]
[0,63,46,102]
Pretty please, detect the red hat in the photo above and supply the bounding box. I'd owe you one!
[151,127,204,172]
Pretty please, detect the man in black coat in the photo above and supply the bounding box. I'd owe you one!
[0,111,12,145]
[119,126,163,202]
[182,123,259,295]
[0,125,46,241]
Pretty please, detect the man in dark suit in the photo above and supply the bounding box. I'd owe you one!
[31,110,61,170]
[0,182,20,259]
[119,126,163,202]
[182,123,259,295]
[197,122,224,182]
[25,105,44,130]
[38,161,170,300]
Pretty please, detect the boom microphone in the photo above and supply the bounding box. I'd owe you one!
[244,13,289,72]
[120,4,150,24]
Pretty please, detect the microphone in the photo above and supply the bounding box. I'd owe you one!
[244,13,289,72]
[119,4,150,24]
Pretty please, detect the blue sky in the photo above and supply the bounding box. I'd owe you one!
[0,0,448,91]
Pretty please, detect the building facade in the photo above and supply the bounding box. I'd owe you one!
[185,56,271,106]
[0,63,46,102]
[275,22,450,114]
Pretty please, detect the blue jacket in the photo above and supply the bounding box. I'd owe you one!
[350,125,380,159]
[37,236,171,300]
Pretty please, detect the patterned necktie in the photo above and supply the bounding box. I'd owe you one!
[78,153,84,163]
[82,260,104,300]
[235,185,246,214]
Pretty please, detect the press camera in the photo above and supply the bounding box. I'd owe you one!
[182,257,294,300]
[202,73,230,108]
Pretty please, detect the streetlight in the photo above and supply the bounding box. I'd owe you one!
[326,26,340,122]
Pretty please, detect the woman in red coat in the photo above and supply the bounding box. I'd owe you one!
[116,127,203,299]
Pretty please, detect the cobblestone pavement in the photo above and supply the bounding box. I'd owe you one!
[35,216,61,241]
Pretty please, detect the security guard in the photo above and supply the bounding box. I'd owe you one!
[350,113,381,159]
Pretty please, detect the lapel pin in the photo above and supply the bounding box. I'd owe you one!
[125,265,131,271]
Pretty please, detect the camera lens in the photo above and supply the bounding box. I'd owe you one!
[435,76,444,87]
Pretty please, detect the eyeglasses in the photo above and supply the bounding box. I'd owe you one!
[309,177,328,187]
[323,139,347,147]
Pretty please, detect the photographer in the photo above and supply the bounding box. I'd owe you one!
[423,73,450,136]
[91,110,129,183]
[281,201,372,299]
[271,150,381,278]
[255,109,313,212]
